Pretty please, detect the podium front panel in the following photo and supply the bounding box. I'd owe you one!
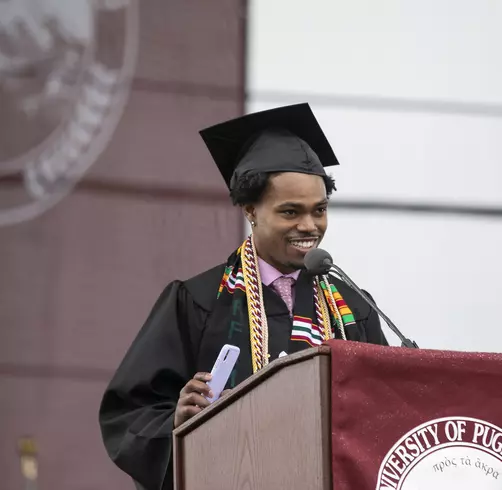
[175,354,331,490]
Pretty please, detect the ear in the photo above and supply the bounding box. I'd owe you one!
[242,204,256,226]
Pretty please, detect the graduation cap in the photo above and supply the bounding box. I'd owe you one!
[199,103,339,190]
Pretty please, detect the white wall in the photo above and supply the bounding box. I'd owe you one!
[247,0,502,352]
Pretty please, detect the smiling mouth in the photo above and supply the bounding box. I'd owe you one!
[288,238,319,251]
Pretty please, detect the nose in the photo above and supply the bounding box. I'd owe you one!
[297,214,317,233]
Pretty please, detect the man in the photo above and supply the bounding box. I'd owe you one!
[99,103,388,490]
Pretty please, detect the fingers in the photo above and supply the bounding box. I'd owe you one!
[194,372,212,382]
[179,392,211,410]
[180,380,212,397]
[178,373,213,412]
[174,392,210,429]
[180,372,213,398]
[174,373,214,428]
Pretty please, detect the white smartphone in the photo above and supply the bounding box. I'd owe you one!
[206,344,240,403]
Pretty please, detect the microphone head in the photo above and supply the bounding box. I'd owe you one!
[304,248,333,275]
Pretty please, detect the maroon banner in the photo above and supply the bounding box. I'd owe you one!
[328,340,502,490]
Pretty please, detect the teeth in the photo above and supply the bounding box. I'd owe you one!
[290,240,316,249]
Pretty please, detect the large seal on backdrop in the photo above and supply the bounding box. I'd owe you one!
[376,417,502,489]
[0,0,138,226]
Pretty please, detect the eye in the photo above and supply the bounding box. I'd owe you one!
[281,209,297,217]
[314,207,327,216]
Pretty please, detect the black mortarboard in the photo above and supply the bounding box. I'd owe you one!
[199,103,339,189]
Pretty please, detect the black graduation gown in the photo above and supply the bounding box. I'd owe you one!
[98,264,388,490]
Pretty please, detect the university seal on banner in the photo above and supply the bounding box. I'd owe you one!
[0,0,138,226]
[376,417,502,489]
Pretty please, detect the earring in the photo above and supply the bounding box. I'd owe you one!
[251,221,256,227]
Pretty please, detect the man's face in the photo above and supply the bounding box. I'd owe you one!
[245,172,328,273]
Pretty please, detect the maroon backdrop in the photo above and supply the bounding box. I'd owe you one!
[0,1,246,488]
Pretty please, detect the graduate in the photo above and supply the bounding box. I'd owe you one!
[99,103,388,490]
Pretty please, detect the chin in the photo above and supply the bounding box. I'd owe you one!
[285,259,305,272]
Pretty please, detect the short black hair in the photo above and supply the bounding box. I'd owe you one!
[230,172,337,206]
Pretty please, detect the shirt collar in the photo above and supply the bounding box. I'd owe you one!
[257,257,301,286]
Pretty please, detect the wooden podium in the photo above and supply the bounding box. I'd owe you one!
[173,346,333,490]
[173,340,502,490]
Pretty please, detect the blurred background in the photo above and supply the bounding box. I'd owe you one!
[1,0,501,488]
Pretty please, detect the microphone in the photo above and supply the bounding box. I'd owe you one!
[304,248,418,348]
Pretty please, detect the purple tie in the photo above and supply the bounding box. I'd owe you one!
[271,276,295,316]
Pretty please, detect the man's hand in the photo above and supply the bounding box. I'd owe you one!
[174,373,213,428]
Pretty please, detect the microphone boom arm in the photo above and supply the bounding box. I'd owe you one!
[328,263,418,348]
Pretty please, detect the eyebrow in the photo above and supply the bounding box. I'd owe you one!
[276,199,329,208]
